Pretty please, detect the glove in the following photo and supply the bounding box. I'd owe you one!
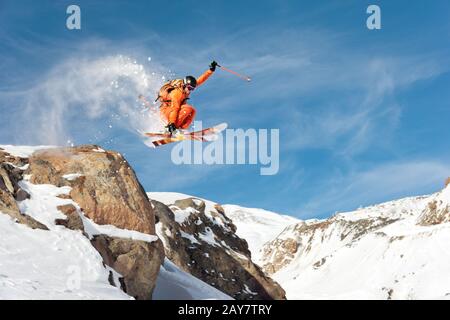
[209,60,219,72]
[166,123,177,136]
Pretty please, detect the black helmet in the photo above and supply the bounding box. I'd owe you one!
[184,75,197,89]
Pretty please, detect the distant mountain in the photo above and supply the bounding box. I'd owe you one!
[149,186,450,299]
[258,184,450,299]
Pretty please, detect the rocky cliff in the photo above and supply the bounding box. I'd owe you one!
[149,193,286,300]
[0,148,47,230]
[0,145,164,300]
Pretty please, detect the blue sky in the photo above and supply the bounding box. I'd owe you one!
[0,0,449,219]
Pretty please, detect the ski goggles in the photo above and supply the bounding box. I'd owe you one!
[186,84,196,91]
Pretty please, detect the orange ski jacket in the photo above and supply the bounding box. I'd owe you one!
[164,69,214,124]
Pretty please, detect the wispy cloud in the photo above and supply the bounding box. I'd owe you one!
[297,159,450,218]
[156,26,447,159]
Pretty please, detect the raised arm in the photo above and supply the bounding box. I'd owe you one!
[196,69,214,87]
[196,61,218,87]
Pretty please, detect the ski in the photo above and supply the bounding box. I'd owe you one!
[146,123,227,148]
[145,123,226,138]
[151,134,199,147]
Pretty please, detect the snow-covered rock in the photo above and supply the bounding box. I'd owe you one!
[148,193,286,300]
[418,183,450,226]
[0,145,241,300]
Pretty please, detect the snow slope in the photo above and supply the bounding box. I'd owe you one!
[0,203,131,299]
[0,213,134,299]
[154,259,232,300]
[261,186,450,299]
[148,192,196,205]
[222,205,299,262]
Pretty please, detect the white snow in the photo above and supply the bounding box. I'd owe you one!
[0,212,130,299]
[170,205,198,225]
[153,259,232,300]
[81,216,158,243]
[198,227,219,247]
[92,148,106,153]
[273,225,450,299]
[180,231,200,245]
[0,145,56,158]
[148,192,232,231]
[17,181,72,229]
[147,192,194,205]
[223,205,299,263]
[5,162,29,170]
[62,173,83,181]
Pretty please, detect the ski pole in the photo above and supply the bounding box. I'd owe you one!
[218,64,251,82]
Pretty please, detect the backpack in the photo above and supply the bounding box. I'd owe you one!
[155,79,185,103]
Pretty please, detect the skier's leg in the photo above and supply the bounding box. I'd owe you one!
[176,104,196,129]
[160,105,170,124]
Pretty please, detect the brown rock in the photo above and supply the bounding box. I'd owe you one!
[261,238,298,274]
[91,235,165,300]
[27,145,156,235]
[418,200,450,226]
[0,157,47,230]
[0,188,48,230]
[56,194,72,200]
[0,149,28,168]
[55,204,85,233]
[15,188,30,201]
[0,167,14,193]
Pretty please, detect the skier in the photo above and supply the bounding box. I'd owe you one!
[156,61,219,136]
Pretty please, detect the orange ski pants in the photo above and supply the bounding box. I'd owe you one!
[160,104,196,129]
